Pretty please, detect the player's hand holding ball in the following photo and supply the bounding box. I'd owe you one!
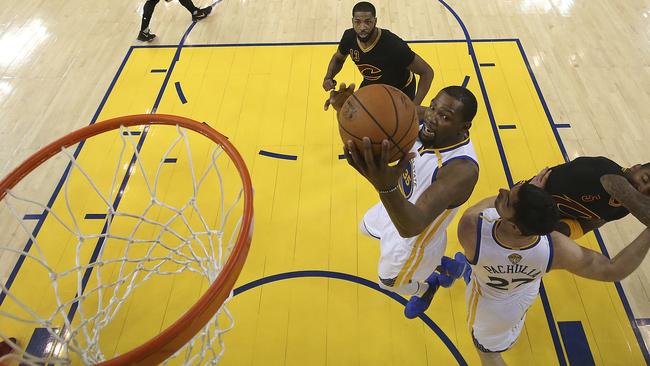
[344,137,415,193]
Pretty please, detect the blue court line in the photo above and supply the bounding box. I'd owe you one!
[163,158,178,163]
[516,38,650,363]
[150,69,167,73]
[338,154,346,160]
[558,321,595,365]
[461,75,470,88]
[0,47,135,307]
[122,131,142,136]
[636,318,650,326]
[479,63,496,67]
[66,22,199,323]
[84,214,107,220]
[498,125,517,130]
[555,124,571,128]
[233,270,468,366]
[130,38,522,49]
[22,214,42,221]
[258,150,298,160]
[174,81,188,104]
[437,1,567,364]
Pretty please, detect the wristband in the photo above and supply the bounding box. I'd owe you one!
[378,185,399,194]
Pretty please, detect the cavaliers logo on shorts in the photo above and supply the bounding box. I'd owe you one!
[508,253,522,265]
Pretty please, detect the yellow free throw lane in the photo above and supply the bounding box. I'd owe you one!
[1,40,645,366]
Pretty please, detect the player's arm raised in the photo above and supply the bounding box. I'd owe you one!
[551,229,650,281]
[408,54,434,106]
[323,50,348,91]
[345,136,477,237]
[601,174,650,227]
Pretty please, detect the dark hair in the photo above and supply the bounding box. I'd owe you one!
[513,183,559,236]
[441,86,478,123]
[352,2,376,17]
[643,162,650,169]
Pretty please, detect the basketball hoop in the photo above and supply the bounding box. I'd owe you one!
[0,115,253,365]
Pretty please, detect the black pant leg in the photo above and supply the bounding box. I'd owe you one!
[141,0,161,31]
[178,0,199,13]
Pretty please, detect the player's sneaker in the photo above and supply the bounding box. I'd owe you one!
[404,272,441,319]
[192,6,212,21]
[454,252,472,284]
[137,30,156,42]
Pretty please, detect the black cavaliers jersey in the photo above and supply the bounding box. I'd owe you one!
[545,156,629,222]
[337,28,415,90]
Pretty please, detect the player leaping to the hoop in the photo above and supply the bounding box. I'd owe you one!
[329,83,479,318]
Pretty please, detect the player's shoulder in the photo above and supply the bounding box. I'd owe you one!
[338,28,356,47]
[341,28,356,40]
[379,28,400,39]
[439,156,479,181]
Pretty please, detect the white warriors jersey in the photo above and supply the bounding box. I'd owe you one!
[369,136,479,243]
[362,136,479,284]
[469,208,554,300]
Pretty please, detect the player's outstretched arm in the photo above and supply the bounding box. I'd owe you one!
[408,53,434,106]
[601,174,650,227]
[551,229,650,281]
[344,138,477,237]
[323,50,347,91]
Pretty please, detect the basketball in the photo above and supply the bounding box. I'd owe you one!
[338,84,419,162]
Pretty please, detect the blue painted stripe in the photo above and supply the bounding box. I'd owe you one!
[150,69,167,73]
[163,158,178,163]
[338,154,346,160]
[555,123,571,128]
[480,63,496,67]
[595,230,650,362]
[461,75,470,88]
[0,46,135,307]
[84,214,107,220]
[514,39,569,161]
[233,270,467,366]
[25,328,59,358]
[66,22,199,322]
[636,318,650,326]
[259,150,298,160]
[22,214,43,221]
[174,81,188,104]
[498,125,517,130]
[122,131,142,136]
[558,321,595,365]
[517,38,650,363]
[438,2,567,364]
[130,38,522,49]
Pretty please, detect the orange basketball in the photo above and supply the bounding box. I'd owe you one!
[338,84,419,162]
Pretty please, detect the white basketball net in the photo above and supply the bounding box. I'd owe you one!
[0,124,247,365]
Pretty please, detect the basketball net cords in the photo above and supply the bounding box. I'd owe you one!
[0,124,243,365]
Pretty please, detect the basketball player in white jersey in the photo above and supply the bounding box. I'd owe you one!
[333,84,480,318]
[458,180,650,366]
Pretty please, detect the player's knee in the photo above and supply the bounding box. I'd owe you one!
[378,277,396,290]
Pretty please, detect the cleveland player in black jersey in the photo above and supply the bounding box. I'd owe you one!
[322,2,434,106]
[529,156,650,238]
